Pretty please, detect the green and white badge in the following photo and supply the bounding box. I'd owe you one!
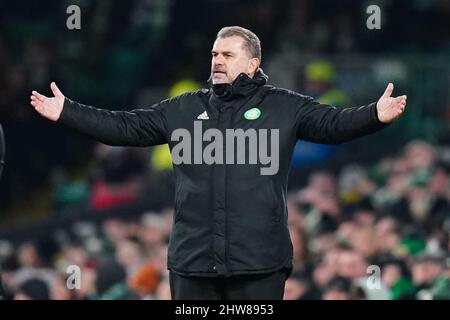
[244,107,261,120]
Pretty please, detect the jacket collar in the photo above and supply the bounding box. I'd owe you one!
[208,68,268,101]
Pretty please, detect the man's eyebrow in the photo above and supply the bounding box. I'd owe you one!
[211,50,234,55]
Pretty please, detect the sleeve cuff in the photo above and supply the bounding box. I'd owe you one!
[370,101,390,128]
[58,97,74,125]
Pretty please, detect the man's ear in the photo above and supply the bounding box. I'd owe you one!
[248,58,260,77]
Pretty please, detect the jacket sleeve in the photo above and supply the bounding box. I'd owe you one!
[58,98,169,147]
[294,95,390,144]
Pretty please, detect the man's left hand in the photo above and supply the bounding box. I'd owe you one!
[376,83,407,123]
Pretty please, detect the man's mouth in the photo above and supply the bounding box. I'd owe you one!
[213,71,226,75]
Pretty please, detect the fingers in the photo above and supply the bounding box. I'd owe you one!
[31,90,47,102]
[30,98,43,112]
[50,82,63,97]
[30,94,42,109]
[395,95,407,105]
[394,95,407,113]
[382,83,394,98]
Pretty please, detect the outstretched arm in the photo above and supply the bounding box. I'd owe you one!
[295,83,407,144]
[30,82,168,147]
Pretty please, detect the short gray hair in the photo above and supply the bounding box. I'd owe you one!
[216,26,261,61]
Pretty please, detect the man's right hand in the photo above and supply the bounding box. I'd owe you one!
[30,82,65,122]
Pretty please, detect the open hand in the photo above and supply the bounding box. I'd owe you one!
[376,83,407,124]
[30,82,65,122]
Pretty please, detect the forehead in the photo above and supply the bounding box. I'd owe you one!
[212,36,246,52]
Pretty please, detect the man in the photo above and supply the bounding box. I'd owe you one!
[30,26,407,299]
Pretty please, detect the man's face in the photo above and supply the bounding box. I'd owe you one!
[211,36,259,84]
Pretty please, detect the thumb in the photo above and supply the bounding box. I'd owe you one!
[382,83,394,98]
[50,82,63,97]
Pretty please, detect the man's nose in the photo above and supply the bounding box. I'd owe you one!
[213,56,225,66]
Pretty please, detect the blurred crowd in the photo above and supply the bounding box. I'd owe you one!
[0,210,173,300]
[1,139,449,300]
[284,140,450,300]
